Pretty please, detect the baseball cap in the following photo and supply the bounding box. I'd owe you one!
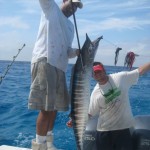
[71,0,83,8]
[63,0,83,8]
[93,65,104,72]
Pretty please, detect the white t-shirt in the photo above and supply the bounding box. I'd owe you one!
[88,69,139,131]
[32,0,77,72]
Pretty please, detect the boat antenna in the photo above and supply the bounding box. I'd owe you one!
[71,0,84,69]
[0,44,26,85]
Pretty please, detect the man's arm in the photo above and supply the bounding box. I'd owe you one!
[67,48,80,58]
[39,0,54,15]
[138,62,150,76]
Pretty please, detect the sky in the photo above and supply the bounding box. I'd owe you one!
[0,0,150,67]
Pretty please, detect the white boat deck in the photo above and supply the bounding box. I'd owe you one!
[0,145,31,150]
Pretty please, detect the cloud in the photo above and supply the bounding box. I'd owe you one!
[15,0,40,15]
[99,17,146,30]
[0,16,29,29]
[77,16,150,39]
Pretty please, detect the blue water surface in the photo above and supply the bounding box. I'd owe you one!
[0,60,150,149]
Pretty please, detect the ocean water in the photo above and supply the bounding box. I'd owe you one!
[0,60,150,149]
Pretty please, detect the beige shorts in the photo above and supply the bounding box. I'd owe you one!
[28,57,69,111]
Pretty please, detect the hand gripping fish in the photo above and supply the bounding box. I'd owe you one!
[70,34,102,150]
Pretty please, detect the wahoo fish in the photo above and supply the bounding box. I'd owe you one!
[70,34,102,150]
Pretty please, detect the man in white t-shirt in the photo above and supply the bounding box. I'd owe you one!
[28,0,83,149]
[88,61,150,150]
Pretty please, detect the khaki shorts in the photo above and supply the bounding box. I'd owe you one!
[28,57,69,111]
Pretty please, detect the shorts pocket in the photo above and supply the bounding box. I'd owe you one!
[31,61,47,91]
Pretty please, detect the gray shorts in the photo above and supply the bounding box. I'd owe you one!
[28,57,69,111]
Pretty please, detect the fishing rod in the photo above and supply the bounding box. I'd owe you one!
[0,44,26,85]
[71,0,84,70]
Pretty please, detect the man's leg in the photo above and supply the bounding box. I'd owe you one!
[35,110,58,150]
[96,131,112,150]
[36,110,52,136]
[32,110,51,150]
[48,111,57,131]
[46,111,58,150]
[112,128,133,150]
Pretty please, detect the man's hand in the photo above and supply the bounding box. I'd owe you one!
[66,119,73,128]
[76,49,80,56]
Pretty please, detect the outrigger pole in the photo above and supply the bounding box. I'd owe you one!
[0,44,26,85]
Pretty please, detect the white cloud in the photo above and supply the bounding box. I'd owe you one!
[99,17,143,30]
[0,16,29,29]
[76,16,150,39]
[15,0,40,15]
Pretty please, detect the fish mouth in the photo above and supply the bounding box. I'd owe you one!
[93,35,103,55]
[78,34,103,69]
[89,35,103,62]
[95,36,103,43]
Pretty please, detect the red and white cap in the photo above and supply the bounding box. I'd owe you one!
[93,65,104,72]
[63,0,83,8]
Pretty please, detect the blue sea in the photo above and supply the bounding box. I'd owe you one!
[0,60,150,150]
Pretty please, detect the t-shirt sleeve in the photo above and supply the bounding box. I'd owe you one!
[114,69,139,87]
[67,47,77,58]
[39,0,55,16]
[125,69,139,86]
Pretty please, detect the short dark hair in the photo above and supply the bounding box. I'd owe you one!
[93,62,103,66]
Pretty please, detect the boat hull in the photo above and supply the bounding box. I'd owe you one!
[0,145,31,150]
[83,115,150,150]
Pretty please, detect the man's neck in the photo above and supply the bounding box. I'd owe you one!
[98,76,109,85]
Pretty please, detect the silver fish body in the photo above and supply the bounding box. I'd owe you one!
[70,34,102,150]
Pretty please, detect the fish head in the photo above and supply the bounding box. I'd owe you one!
[81,34,102,69]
